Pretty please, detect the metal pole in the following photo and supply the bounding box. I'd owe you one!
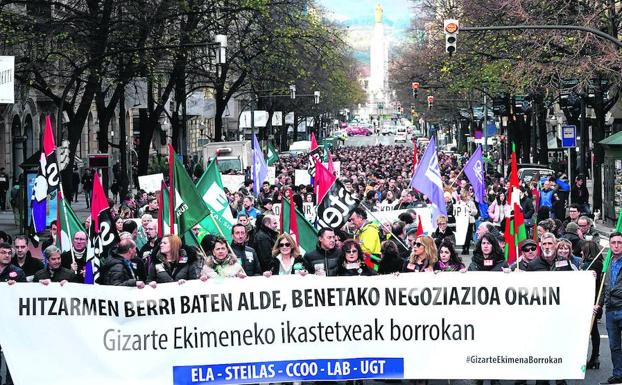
[580,97,587,176]
[250,94,256,148]
[483,91,488,154]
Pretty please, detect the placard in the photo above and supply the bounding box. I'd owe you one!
[221,175,245,193]
[138,173,164,193]
[294,169,311,186]
[453,202,470,246]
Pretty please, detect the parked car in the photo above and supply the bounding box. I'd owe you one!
[516,164,555,183]
[346,126,372,136]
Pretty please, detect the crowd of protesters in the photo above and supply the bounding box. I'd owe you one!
[0,142,617,385]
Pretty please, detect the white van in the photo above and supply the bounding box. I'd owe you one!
[394,127,408,143]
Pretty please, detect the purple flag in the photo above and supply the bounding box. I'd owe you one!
[463,145,485,203]
[252,133,267,196]
[410,137,446,227]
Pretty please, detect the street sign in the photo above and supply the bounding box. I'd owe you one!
[561,124,576,147]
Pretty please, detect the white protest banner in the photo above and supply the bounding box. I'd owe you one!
[267,166,276,185]
[221,175,245,192]
[0,273,593,385]
[379,203,396,212]
[370,209,408,224]
[454,202,470,246]
[0,56,14,104]
[303,202,316,222]
[294,169,311,186]
[138,173,164,193]
[414,207,434,234]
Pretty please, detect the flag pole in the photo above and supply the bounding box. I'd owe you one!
[362,206,409,250]
[585,247,607,271]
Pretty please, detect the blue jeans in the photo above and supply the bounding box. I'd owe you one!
[606,309,622,377]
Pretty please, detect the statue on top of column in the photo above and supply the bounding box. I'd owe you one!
[375,4,383,24]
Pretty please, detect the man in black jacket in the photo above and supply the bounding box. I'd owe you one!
[33,246,78,284]
[100,239,145,288]
[230,224,261,276]
[603,232,622,384]
[11,236,43,282]
[253,215,278,272]
[526,233,557,271]
[303,228,341,276]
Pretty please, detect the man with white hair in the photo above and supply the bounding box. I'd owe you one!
[526,232,557,271]
[136,214,153,249]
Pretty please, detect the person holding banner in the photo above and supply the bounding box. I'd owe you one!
[303,228,341,277]
[526,233,558,272]
[147,235,197,285]
[202,236,247,279]
[266,233,311,276]
[403,236,437,273]
[510,239,539,271]
[468,232,505,272]
[337,239,376,276]
[60,231,88,281]
[553,238,580,271]
[434,239,465,272]
[100,239,145,288]
[33,246,78,285]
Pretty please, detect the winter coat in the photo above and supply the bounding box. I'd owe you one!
[230,242,262,277]
[303,245,342,276]
[100,253,141,286]
[253,227,278,272]
[468,252,505,271]
[33,266,78,283]
[147,250,197,283]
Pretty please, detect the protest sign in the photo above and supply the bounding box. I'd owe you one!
[0,273,593,385]
[221,175,245,193]
[294,169,311,186]
[454,202,470,246]
[303,202,316,222]
[138,173,164,193]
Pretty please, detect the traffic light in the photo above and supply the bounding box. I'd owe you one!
[427,95,434,110]
[444,19,459,55]
[411,82,420,98]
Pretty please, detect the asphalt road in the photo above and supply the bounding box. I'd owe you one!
[343,132,413,147]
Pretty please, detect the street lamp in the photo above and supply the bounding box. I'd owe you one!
[314,91,320,104]
[289,85,296,99]
[213,34,227,64]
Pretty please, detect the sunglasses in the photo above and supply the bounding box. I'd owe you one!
[346,249,358,254]
[414,242,423,248]
[522,246,537,252]
[278,242,291,247]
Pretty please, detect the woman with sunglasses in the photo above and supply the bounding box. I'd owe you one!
[552,238,580,271]
[468,232,505,271]
[403,235,437,273]
[434,239,465,272]
[265,234,313,276]
[337,239,376,276]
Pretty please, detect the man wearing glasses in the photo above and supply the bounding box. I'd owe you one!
[510,239,538,271]
[578,215,600,245]
[61,231,89,282]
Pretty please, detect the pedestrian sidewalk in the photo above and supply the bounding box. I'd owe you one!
[0,198,91,238]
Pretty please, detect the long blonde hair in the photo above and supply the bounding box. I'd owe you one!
[162,234,182,262]
[271,233,301,258]
[409,235,438,266]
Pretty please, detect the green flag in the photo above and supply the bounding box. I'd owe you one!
[195,159,236,241]
[267,142,279,166]
[603,209,622,273]
[281,196,317,255]
[170,146,210,235]
[57,196,86,252]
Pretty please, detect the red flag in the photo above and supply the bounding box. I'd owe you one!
[504,214,516,263]
[288,189,299,246]
[412,141,418,173]
[314,161,337,205]
[168,144,175,235]
[416,214,423,236]
[310,132,318,151]
[327,152,335,175]
[90,172,108,231]
[504,144,526,265]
